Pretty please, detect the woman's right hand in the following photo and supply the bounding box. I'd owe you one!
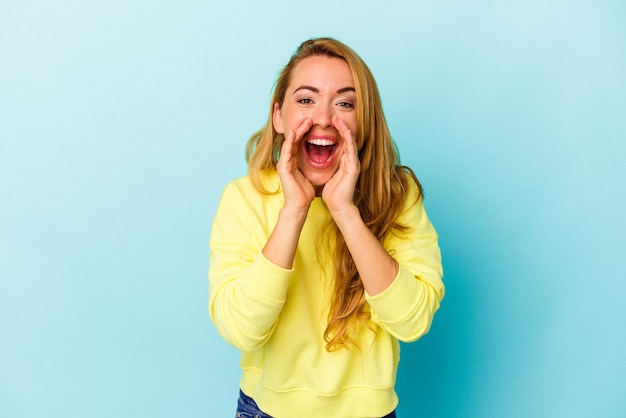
[276,118,315,211]
[264,118,313,269]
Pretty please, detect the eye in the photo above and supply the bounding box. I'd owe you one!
[297,98,314,105]
[337,101,354,109]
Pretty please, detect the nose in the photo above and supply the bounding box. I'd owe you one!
[310,103,334,128]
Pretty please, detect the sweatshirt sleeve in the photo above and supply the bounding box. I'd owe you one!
[208,180,291,352]
[365,181,444,342]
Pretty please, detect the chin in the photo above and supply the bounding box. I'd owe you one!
[307,177,331,188]
[304,169,337,188]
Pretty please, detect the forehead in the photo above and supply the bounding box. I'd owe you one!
[289,55,354,90]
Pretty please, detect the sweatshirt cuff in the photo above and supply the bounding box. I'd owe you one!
[364,267,428,322]
[240,252,293,304]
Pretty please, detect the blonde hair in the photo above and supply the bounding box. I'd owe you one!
[245,37,423,351]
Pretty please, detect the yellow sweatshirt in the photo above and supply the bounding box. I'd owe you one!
[209,172,444,418]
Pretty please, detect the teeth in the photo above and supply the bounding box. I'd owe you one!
[307,138,336,146]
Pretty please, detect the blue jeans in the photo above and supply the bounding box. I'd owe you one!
[235,390,272,418]
[235,390,397,418]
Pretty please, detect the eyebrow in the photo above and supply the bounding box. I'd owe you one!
[292,85,356,95]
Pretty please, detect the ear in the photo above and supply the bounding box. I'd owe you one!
[272,103,284,134]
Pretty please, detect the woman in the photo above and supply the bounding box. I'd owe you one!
[209,37,444,418]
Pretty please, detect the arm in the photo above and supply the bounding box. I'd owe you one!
[262,118,315,269]
[330,206,399,295]
[333,181,444,342]
[210,119,316,351]
[365,191,444,342]
[209,181,293,352]
[323,117,443,341]
[323,117,400,295]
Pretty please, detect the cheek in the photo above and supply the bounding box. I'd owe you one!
[284,108,311,126]
[348,120,359,143]
[345,113,358,132]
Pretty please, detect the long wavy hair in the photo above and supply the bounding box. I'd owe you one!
[245,37,422,351]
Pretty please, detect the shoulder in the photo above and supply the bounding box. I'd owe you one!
[398,169,424,208]
[212,171,284,236]
[217,171,283,209]
[392,169,433,231]
[224,170,280,193]
[221,175,254,196]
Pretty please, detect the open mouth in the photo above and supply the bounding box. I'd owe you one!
[305,137,338,168]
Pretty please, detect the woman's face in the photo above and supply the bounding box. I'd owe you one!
[273,55,358,187]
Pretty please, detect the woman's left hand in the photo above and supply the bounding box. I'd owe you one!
[322,116,361,214]
[323,117,398,297]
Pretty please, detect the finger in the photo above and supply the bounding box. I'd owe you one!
[282,129,295,152]
[293,118,313,146]
[333,117,353,144]
[278,129,296,168]
[332,116,357,159]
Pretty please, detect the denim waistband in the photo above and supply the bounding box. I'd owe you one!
[236,389,396,418]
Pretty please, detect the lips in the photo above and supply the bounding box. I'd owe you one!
[304,136,338,168]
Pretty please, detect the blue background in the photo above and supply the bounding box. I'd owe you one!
[1,1,625,417]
